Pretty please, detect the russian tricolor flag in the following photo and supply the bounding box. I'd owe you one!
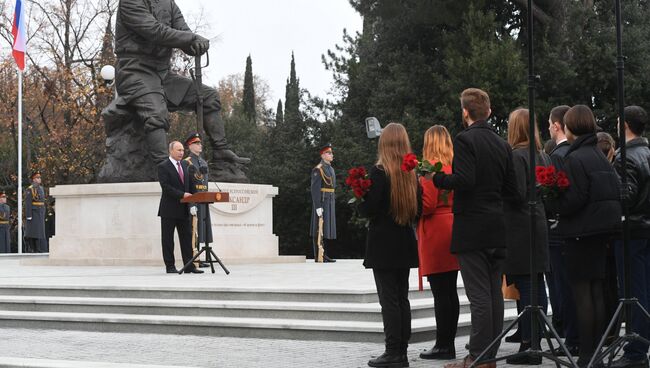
[12,0,26,71]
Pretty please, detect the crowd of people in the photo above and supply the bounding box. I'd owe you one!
[358,87,649,368]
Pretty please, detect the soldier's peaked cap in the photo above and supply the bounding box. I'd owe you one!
[185,132,201,146]
[319,144,333,155]
[30,171,41,180]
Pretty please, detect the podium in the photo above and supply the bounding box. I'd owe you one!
[180,192,230,275]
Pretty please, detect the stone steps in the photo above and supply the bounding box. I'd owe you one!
[0,294,506,321]
[0,284,519,342]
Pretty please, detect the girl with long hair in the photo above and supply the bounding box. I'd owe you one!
[503,108,550,365]
[417,125,460,360]
[359,123,419,368]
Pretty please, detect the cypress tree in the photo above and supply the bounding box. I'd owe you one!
[276,99,283,125]
[242,55,256,124]
[284,52,300,125]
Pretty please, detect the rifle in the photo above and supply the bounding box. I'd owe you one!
[190,54,209,133]
[316,217,325,263]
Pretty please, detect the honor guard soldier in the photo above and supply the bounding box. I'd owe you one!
[0,191,10,253]
[24,172,47,253]
[185,133,212,267]
[310,144,336,262]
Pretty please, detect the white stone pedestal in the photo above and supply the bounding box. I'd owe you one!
[30,182,304,266]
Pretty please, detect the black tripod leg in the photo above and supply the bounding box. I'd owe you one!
[205,246,215,274]
[209,248,230,275]
[536,311,577,368]
[179,248,207,274]
[469,311,523,367]
[590,302,625,367]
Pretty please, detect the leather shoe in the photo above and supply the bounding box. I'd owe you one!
[506,353,542,365]
[548,345,579,357]
[183,268,204,274]
[420,346,455,360]
[198,261,210,268]
[323,255,336,263]
[367,351,407,367]
[444,355,495,368]
[505,329,521,343]
[166,267,178,274]
[610,356,649,368]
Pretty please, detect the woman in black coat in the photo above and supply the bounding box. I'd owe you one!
[502,109,550,365]
[358,122,419,368]
[547,105,621,367]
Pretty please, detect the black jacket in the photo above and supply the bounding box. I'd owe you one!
[547,140,571,246]
[358,166,419,269]
[548,133,622,238]
[503,148,550,275]
[433,120,517,253]
[614,137,650,238]
[157,158,194,219]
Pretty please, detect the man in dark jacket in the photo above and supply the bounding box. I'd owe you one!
[546,105,581,356]
[612,105,650,368]
[432,88,516,368]
[157,141,203,274]
[115,0,249,165]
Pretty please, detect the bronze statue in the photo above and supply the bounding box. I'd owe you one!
[99,0,249,183]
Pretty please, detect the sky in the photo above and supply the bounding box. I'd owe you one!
[181,0,363,106]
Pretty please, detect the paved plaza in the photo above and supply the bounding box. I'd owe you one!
[0,328,570,368]
[0,256,579,367]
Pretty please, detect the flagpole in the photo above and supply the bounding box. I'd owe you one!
[17,69,22,254]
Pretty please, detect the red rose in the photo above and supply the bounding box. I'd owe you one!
[345,176,354,186]
[401,153,419,172]
[545,165,556,176]
[535,166,546,176]
[353,188,364,198]
[358,167,367,177]
[557,176,570,189]
[360,179,372,189]
[348,168,359,178]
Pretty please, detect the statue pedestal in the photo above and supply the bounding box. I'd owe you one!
[31,182,303,266]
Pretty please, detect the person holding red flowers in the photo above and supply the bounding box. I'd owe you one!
[358,123,419,368]
[545,105,621,367]
[416,125,460,361]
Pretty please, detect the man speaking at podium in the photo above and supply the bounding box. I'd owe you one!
[157,141,204,274]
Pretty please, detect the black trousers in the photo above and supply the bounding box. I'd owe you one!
[427,270,460,348]
[373,268,411,354]
[161,217,193,269]
[457,249,504,359]
[311,237,332,260]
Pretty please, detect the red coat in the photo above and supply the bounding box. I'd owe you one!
[417,165,459,290]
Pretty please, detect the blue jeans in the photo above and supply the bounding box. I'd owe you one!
[614,239,650,360]
[549,245,580,347]
[507,274,548,343]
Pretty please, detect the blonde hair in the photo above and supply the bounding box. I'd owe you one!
[423,125,453,166]
[377,123,418,226]
[507,108,542,150]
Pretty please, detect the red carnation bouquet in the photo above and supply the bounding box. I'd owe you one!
[536,165,570,199]
[401,153,443,174]
[345,166,372,203]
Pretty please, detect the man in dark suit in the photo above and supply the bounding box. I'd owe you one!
[431,88,516,368]
[546,105,581,357]
[157,141,203,274]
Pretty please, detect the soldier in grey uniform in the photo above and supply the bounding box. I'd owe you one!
[310,144,336,262]
[0,191,10,253]
[184,132,212,267]
[115,0,249,165]
[24,172,47,253]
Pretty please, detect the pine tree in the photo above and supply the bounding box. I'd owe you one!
[276,99,283,125]
[242,55,256,124]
